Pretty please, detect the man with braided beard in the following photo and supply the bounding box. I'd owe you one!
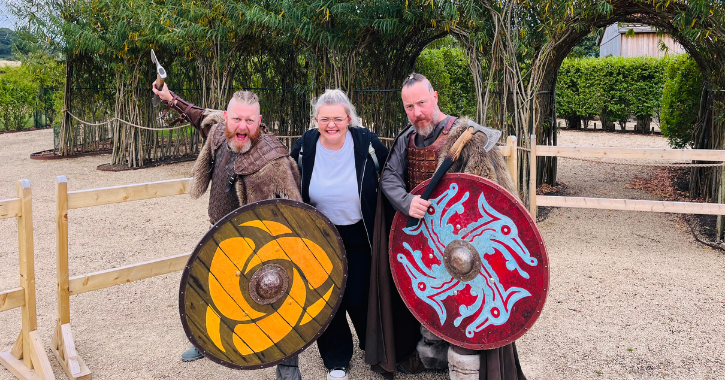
[152,84,303,380]
[365,73,526,380]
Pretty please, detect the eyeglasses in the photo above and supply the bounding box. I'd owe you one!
[317,117,348,125]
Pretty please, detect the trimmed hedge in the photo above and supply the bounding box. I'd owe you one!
[660,55,702,148]
[557,55,676,132]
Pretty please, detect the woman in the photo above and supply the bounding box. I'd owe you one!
[291,89,388,380]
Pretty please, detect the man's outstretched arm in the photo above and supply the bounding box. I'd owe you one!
[152,83,219,139]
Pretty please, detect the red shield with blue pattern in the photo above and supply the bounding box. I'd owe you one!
[389,173,549,349]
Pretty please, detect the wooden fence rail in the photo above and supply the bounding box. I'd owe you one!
[0,180,55,380]
[53,176,193,380]
[529,134,725,220]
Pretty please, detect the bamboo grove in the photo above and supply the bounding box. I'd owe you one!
[13,0,725,201]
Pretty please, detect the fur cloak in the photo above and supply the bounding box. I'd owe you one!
[366,118,526,380]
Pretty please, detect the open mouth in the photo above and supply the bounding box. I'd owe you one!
[324,129,340,136]
[235,133,249,142]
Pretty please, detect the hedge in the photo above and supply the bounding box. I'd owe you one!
[556,55,678,132]
[0,53,63,131]
[659,54,702,148]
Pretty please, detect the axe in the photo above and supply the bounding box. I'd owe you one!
[406,124,482,228]
[150,49,167,107]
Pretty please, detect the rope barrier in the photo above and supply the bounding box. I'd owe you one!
[515,146,725,168]
[54,113,725,169]
[63,109,192,131]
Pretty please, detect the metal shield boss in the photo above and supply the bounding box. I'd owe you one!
[179,199,347,369]
[390,173,549,349]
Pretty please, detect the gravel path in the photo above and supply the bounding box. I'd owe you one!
[1,129,723,379]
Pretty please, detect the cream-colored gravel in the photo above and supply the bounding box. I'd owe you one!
[1,129,723,380]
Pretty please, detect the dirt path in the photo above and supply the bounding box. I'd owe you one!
[1,129,723,379]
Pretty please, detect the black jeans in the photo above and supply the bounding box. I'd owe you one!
[316,220,371,369]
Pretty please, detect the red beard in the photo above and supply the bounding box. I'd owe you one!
[225,126,261,153]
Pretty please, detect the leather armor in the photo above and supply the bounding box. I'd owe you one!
[406,117,457,191]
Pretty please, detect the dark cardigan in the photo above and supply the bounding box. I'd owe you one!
[290,126,389,244]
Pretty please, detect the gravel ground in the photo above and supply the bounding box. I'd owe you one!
[1,129,723,380]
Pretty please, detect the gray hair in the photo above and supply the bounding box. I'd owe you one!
[313,89,360,127]
[402,72,433,91]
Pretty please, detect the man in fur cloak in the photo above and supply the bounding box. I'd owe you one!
[152,85,303,380]
[365,73,526,380]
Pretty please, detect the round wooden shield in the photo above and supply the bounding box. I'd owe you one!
[389,173,548,350]
[179,199,347,370]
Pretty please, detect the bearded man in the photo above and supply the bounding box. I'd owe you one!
[152,84,303,380]
[365,73,526,380]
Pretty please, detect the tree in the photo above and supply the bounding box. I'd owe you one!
[0,28,15,60]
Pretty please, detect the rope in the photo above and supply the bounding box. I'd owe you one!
[515,146,725,168]
[63,109,192,131]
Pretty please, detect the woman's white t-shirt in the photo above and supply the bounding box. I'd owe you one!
[309,131,362,226]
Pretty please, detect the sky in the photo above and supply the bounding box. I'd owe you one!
[0,1,19,30]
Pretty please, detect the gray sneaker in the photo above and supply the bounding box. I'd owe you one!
[181,347,204,362]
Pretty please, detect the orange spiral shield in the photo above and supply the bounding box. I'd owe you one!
[179,199,347,370]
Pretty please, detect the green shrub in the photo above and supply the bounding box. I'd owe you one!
[659,54,702,148]
[557,58,600,128]
[415,45,477,118]
[557,56,671,131]
[0,66,37,130]
[0,52,63,131]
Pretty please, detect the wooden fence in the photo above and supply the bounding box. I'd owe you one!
[53,176,194,380]
[0,180,55,380]
[528,134,725,219]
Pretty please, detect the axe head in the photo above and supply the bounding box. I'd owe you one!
[150,49,166,107]
[466,121,501,152]
[150,49,167,79]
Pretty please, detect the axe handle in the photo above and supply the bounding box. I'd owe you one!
[406,127,475,228]
[155,75,165,90]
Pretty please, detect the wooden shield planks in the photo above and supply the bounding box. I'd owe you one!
[389,173,549,350]
[180,199,347,370]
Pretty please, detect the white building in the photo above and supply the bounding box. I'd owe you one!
[599,23,686,58]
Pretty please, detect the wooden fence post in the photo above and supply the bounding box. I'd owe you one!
[717,166,725,242]
[0,180,55,380]
[530,135,537,220]
[506,136,518,191]
[17,180,36,370]
[51,176,91,380]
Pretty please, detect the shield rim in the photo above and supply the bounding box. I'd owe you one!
[389,173,549,350]
[179,198,348,370]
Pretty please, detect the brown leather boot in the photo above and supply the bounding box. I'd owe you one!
[396,350,426,374]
